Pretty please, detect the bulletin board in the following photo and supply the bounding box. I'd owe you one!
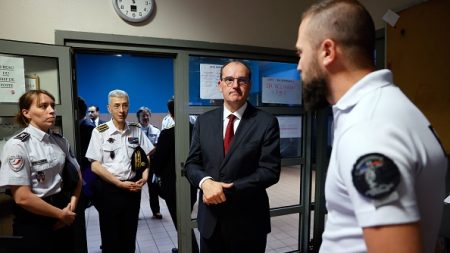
[386,0,450,153]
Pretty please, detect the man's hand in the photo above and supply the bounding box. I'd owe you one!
[201,179,234,205]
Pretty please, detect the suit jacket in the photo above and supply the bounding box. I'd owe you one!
[185,103,281,239]
[153,126,197,207]
[152,127,176,200]
[79,118,96,168]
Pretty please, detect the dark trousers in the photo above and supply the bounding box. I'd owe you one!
[12,192,75,253]
[93,178,141,253]
[148,172,161,215]
[164,188,199,253]
[199,218,267,253]
[72,192,88,253]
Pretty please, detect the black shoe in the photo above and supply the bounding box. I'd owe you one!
[153,213,163,219]
[171,248,178,253]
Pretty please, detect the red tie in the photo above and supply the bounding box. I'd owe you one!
[224,114,236,154]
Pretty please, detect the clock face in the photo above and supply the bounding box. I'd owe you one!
[113,0,154,23]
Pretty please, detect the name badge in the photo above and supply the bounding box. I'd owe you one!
[31,159,48,166]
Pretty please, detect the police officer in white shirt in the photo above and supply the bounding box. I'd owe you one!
[296,1,447,252]
[85,89,154,253]
[0,90,81,253]
[136,106,163,219]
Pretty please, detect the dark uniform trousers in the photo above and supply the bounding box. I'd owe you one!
[93,177,141,253]
[12,191,75,253]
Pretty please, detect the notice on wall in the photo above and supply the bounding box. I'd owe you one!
[0,55,25,103]
[277,116,302,138]
[262,77,301,105]
[200,63,222,99]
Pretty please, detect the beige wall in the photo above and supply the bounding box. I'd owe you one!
[0,0,425,50]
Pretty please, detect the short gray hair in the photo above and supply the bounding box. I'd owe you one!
[108,89,129,104]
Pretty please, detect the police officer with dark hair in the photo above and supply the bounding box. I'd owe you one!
[85,89,154,253]
[0,90,82,253]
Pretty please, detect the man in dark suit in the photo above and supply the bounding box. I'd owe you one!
[185,60,281,253]
[79,105,105,199]
[153,98,199,253]
[87,105,105,127]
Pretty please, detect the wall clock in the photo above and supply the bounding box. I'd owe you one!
[112,0,155,23]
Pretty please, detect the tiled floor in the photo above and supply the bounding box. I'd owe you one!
[85,166,303,253]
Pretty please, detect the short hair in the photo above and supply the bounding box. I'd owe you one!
[78,97,88,119]
[167,97,174,117]
[302,0,375,66]
[136,106,151,120]
[15,90,55,127]
[108,89,129,104]
[219,60,252,81]
[89,105,100,112]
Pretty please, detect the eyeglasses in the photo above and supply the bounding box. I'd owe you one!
[221,77,250,87]
[88,111,95,113]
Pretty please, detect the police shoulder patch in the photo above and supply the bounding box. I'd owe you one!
[14,132,30,142]
[97,123,109,132]
[128,122,141,128]
[352,153,400,199]
[8,155,25,172]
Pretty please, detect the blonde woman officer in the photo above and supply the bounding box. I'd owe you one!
[0,90,82,253]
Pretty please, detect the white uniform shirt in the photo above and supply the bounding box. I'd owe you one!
[142,124,160,145]
[0,124,78,198]
[320,70,447,253]
[161,114,175,130]
[85,120,154,181]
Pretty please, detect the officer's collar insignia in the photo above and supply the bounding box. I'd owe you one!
[128,137,139,144]
[36,171,45,183]
[8,155,25,172]
[107,137,115,143]
[352,153,400,200]
[31,159,48,166]
[97,124,109,132]
[14,132,30,142]
[131,146,148,172]
[128,122,141,128]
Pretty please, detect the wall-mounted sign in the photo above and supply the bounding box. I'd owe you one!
[262,77,301,105]
[200,63,222,99]
[0,55,25,103]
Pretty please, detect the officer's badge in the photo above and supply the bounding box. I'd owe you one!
[8,155,24,172]
[131,146,148,173]
[128,137,139,144]
[352,153,400,199]
[107,137,115,143]
[36,171,45,183]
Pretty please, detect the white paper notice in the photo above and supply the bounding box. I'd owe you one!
[262,77,301,105]
[200,64,222,99]
[0,55,25,102]
[277,116,302,138]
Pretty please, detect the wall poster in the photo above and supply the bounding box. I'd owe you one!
[0,55,25,103]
